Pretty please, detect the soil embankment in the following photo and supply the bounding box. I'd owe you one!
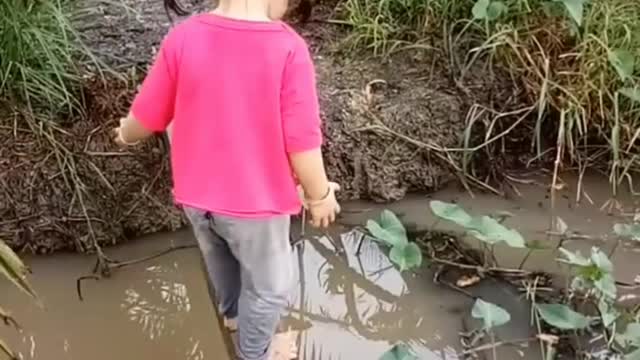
[0,0,522,252]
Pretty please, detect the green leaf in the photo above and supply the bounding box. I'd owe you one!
[620,88,640,103]
[614,223,640,241]
[609,49,635,82]
[557,0,586,26]
[537,303,591,330]
[0,240,37,299]
[429,200,473,228]
[625,348,640,360]
[594,273,617,299]
[598,299,619,327]
[389,243,423,271]
[590,247,614,273]
[471,298,511,330]
[379,344,419,360]
[486,1,507,20]
[472,0,490,19]
[366,210,408,248]
[617,323,640,348]
[558,247,590,267]
[467,216,526,248]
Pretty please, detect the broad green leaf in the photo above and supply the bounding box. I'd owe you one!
[389,243,423,271]
[594,273,617,300]
[598,299,619,327]
[379,344,419,360]
[471,299,511,329]
[486,1,507,20]
[0,240,37,299]
[0,338,15,360]
[467,216,526,248]
[620,88,640,103]
[429,201,472,228]
[472,0,490,20]
[558,247,590,267]
[537,303,591,330]
[366,210,408,248]
[614,223,640,241]
[617,323,640,348]
[609,49,635,82]
[557,0,586,26]
[590,247,614,273]
[625,348,640,360]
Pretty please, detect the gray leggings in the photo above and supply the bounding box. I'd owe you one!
[184,207,294,360]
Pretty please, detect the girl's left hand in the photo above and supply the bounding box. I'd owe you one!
[112,118,140,146]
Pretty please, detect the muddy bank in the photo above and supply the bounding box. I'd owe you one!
[1,0,525,252]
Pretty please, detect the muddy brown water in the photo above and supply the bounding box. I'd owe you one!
[2,173,639,360]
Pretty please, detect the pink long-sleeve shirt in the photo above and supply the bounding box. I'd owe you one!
[131,13,322,217]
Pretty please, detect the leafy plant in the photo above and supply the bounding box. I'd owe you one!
[472,0,508,21]
[616,323,640,358]
[536,303,592,330]
[0,0,101,111]
[472,298,511,329]
[378,344,419,360]
[559,247,617,301]
[367,210,423,271]
[0,239,37,359]
[429,201,526,248]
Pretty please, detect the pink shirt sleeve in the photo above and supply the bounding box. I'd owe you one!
[280,39,323,153]
[130,32,180,132]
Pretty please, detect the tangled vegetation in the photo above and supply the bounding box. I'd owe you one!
[0,0,99,112]
[367,202,640,359]
[0,240,37,359]
[342,0,640,200]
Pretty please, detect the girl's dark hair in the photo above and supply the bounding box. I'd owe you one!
[164,0,190,20]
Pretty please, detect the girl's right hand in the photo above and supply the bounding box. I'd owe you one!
[305,182,341,228]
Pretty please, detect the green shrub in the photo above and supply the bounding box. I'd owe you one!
[342,0,640,194]
[0,0,96,112]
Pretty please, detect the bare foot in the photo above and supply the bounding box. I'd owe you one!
[269,330,299,360]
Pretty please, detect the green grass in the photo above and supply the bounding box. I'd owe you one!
[0,0,98,112]
[341,0,640,198]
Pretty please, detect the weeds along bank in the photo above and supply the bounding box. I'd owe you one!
[342,0,640,197]
[1,0,638,253]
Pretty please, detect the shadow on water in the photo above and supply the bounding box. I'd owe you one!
[286,229,541,360]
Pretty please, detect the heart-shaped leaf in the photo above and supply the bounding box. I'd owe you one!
[616,322,640,348]
[609,49,635,81]
[487,1,507,20]
[379,344,419,360]
[430,201,472,227]
[471,298,511,330]
[472,0,490,19]
[598,299,619,328]
[620,87,640,103]
[556,0,586,26]
[590,247,614,273]
[537,303,591,330]
[389,242,423,271]
[625,348,640,360]
[367,210,408,248]
[0,240,37,299]
[467,216,526,248]
[558,247,591,267]
[595,273,617,300]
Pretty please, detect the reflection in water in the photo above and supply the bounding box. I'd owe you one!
[121,263,192,340]
[287,229,461,360]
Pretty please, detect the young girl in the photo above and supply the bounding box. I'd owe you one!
[112,0,341,358]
